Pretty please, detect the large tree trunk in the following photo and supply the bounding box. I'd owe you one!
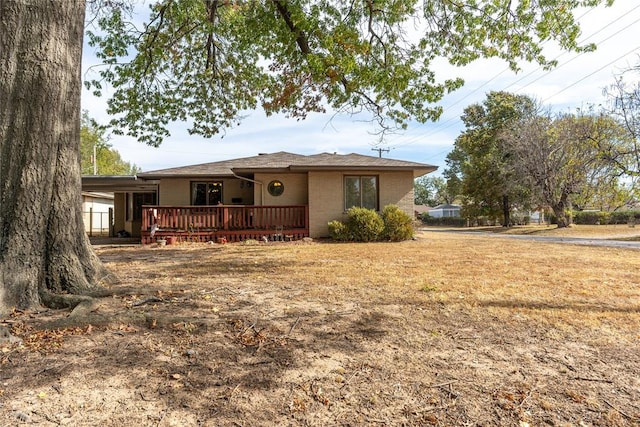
[0,0,111,315]
[552,195,573,228]
[501,194,510,227]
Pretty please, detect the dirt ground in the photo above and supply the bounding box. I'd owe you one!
[1,227,639,426]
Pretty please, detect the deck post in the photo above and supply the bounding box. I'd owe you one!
[223,206,229,230]
[141,206,149,233]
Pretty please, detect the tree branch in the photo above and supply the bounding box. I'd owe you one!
[205,0,219,72]
[272,0,311,55]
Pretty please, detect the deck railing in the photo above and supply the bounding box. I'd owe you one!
[141,205,309,243]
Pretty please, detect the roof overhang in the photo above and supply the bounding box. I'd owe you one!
[137,165,437,179]
[137,171,237,179]
[413,166,438,178]
[81,176,159,192]
[288,165,438,177]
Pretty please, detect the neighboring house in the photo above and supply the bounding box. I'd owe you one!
[82,151,437,242]
[428,204,461,218]
[82,191,114,236]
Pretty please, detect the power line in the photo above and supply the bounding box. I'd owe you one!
[503,3,640,93]
[512,16,640,95]
[389,2,640,162]
[542,45,640,103]
[389,6,603,151]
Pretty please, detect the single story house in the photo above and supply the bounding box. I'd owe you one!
[428,204,461,218]
[82,151,437,243]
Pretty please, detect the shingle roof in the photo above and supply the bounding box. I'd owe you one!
[137,151,437,178]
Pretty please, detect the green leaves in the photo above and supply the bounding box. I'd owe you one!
[85,0,612,145]
[414,176,452,206]
[80,111,140,175]
[502,108,634,223]
[444,91,538,222]
[420,0,597,71]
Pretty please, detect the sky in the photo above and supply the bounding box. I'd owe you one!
[80,0,640,176]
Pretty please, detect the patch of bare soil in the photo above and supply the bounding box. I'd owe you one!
[1,232,639,426]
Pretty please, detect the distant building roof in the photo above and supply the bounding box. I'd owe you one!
[433,204,460,210]
[414,205,431,214]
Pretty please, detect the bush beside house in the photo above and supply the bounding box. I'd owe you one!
[329,205,414,242]
[381,205,415,241]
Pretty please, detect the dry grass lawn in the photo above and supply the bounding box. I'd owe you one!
[436,223,640,239]
[1,226,639,426]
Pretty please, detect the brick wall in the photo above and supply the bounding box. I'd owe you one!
[308,170,416,238]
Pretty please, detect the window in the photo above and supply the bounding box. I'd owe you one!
[191,181,223,205]
[344,176,378,210]
[267,180,284,197]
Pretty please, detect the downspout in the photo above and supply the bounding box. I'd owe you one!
[231,172,264,205]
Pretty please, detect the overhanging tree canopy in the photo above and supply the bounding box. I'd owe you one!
[86,0,607,146]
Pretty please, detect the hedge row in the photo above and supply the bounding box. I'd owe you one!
[419,210,639,226]
[567,210,640,225]
[419,215,467,227]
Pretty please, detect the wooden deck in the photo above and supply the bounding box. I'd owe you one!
[141,205,309,244]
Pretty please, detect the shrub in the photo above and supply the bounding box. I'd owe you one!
[328,206,418,242]
[345,207,384,242]
[573,211,625,225]
[381,205,414,241]
[609,211,629,225]
[420,214,467,227]
[573,211,602,225]
[328,220,349,241]
[609,210,640,224]
[599,211,612,224]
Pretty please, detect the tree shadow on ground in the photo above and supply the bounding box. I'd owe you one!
[476,299,639,313]
[465,226,557,235]
[2,274,393,425]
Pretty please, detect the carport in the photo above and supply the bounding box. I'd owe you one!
[81,175,159,238]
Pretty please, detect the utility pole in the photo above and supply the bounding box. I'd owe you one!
[371,147,390,158]
[92,144,97,175]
